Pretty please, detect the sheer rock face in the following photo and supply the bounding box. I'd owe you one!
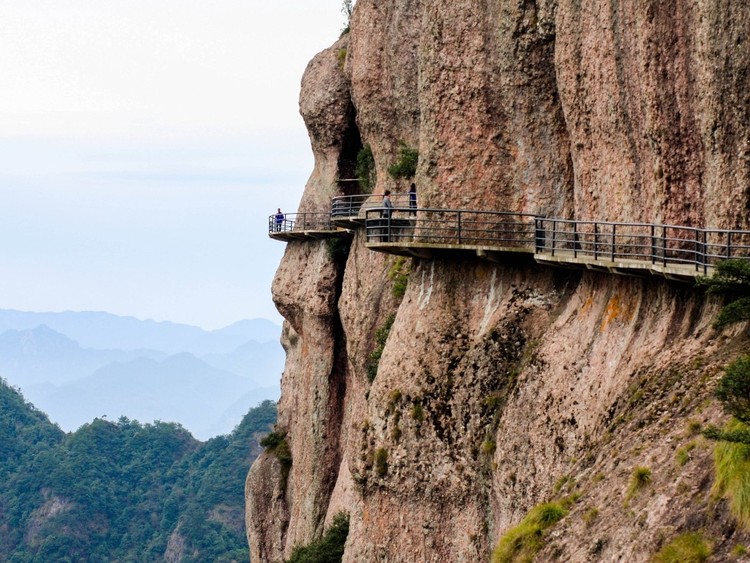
[556,1,750,226]
[248,1,750,561]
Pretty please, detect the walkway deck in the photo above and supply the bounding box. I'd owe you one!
[363,209,750,281]
[268,212,352,242]
[268,200,750,281]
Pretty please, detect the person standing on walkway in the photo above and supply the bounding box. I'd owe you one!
[408,183,417,216]
[382,190,393,218]
[274,208,284,232]
[381,190,393,241]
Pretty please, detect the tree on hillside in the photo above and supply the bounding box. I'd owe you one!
[0,381,277,562]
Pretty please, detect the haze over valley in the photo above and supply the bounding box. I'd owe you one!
[0,309,283,440]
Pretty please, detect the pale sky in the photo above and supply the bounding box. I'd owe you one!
[0,1,346,329]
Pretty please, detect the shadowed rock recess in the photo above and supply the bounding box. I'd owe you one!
[247,1,750,561]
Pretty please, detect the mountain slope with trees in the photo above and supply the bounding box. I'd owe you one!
[0,379,275,562]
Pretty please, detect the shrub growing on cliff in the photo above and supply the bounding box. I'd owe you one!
[261,430,292,487]
[374,448,388,476]
[703,355,750,444]
[355,145,376,193]
[492,501,568,563]
[388,257,410,298]
[653,532,712,563]
[626,466,652,500]
[366,314,396,383]
[387,141,418,180]
[286,511,350,563]
[326,237,351,264]
[697,259,750,328]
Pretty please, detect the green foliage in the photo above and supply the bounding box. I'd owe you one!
[261,430,293,489]
[481,439,496,455]
[286,511,349,563]
[697,259,750,328]
[387,141,419,180]
[626,466,652,500]
[0,378,277,563]
[326,237,352,264]
[716,355,750,424]
[336,47,347,69]
[409,401,424,423]
[492,501,568,563]
[261,430,287,449]
[366,314,396,383]
[704,355,750,444]
[355,145,376,193]
[652,532,712,563]
[388,257,410,298]
[374,448,388,476]
[712,421,750,529]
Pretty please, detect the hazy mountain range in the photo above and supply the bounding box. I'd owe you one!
[0,309,283,440]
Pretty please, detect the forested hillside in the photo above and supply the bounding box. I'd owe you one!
[0,378,275,562]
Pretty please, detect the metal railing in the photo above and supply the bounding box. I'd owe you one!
[331,193,413,220]
[268,212,335,234]
[534,218,750,274]
[269,196,750,278]
[364,207,537,247]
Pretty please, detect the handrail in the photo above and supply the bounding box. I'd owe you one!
[364,207,536,248]
[534,217,750,274]
[361,206,750,276]
[268,212,334,234]
[268,195,750,279]
[331,193,412,219]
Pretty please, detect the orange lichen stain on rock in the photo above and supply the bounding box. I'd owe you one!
[579,295,595,316]
[599,293,635,332]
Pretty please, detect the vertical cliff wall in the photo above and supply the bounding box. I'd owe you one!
[247,1,750,561]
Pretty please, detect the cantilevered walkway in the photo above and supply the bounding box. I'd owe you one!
[269,195,750,281]
[268,212,352,241]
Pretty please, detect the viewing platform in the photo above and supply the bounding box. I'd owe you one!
[268,213,352,242]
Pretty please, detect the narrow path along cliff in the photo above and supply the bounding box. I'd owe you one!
[247,2,750,561]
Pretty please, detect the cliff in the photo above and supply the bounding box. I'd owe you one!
[247,1,750,561]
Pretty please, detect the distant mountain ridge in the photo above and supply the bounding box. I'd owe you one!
[0,309,280,354]
[0,310,283,438]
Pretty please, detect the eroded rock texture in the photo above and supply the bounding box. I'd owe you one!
[247,1,750,561]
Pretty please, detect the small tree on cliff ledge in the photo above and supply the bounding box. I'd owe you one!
[697,259,750,328]
[387,141,418,180]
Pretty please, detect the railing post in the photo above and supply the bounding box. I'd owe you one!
[698,229,707,273]
[650,224,656,264]
[457,211,462,244]
[551,220,557,256]
[727,231,733,259]
[573,221,578,258]
[611,224,616,261]
[594,223,598,260]
[535,219,544,253]
[662,226,667,266]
